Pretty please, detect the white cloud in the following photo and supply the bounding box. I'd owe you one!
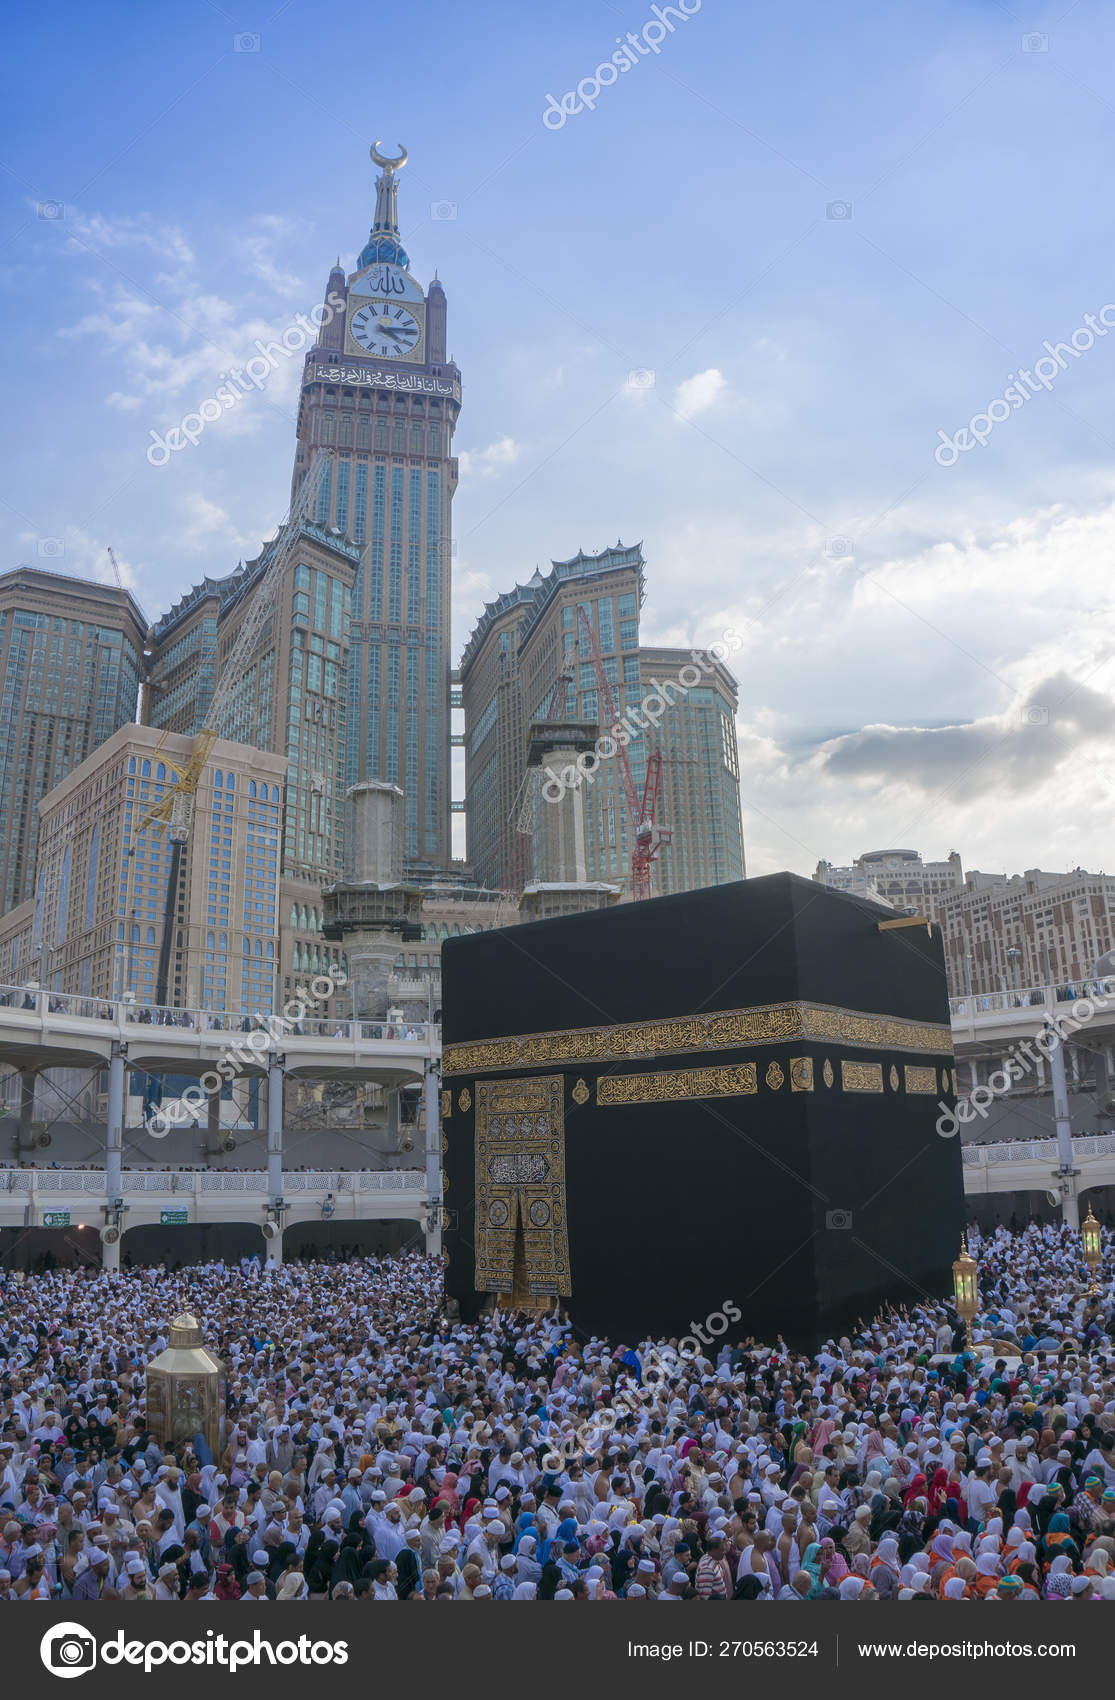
[458,436,521,479]
[17,526,140,591]
[673,367,727,421]
[241,214,306,294]
[178,492,255,554]
[66,211,195,267]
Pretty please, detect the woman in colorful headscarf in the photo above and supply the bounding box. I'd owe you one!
[511,1512,538,1554]
[1040,1512,1082,1571]
[539,1516,578,1569]
[432,1471,461,1520]
[1044,1556,1074,1600]
[898,1497,927,1563]
[926,1466,951,1517]
[801,1538,837,1599]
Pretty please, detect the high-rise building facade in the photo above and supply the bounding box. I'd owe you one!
[461,544,646,891]
[147,522,358,1012]
[938,866,1115,996]
[26,722,290,1010]
[461,544,746,898]
[290,146,460,869]
[639,647,745,894]
[0,568,146,914]
[145,580,220,735]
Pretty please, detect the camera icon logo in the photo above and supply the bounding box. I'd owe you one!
[233,32,261,51]
[41,1624,97,1678]
[826,535,855,560]
[1023,704,1050,726]
[430,201,458,221]
[1021,31,1048,52]
[37,201,65,220]
[826,1209,853,1230]
[627,368,656,390]
[38,539,65,558]
[826,200,853,220]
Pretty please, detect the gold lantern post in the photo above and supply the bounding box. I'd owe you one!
[1081,1205,1103,1297]
[144,1312,225,1458]
[952,1235,979,1351]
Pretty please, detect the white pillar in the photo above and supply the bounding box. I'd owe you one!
[104,1045,125,1271]
[267,1060,284,1266]
[424,1059,442,1258]
[1046,1003,1079,1230]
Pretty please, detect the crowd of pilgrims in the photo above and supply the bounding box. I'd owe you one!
[1,1221,1115,1602]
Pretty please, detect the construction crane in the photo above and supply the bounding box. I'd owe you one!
[106,546,123,588]
[134,452,328,1005]
[575,603,670,901]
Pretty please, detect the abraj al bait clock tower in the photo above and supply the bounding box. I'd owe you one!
[292,144,461,868]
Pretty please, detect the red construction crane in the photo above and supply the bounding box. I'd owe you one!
[575,604,670,901]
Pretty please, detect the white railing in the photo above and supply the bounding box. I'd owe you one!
[950,980,1115,1020]
[0,984,439,1047]
[0,1167,425,1194]
[962,1135,1115,1166]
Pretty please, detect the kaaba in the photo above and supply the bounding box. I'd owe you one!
[440,873,962,1346]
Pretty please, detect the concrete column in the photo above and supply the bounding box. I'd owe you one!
[17,1068,36,1155]
[103,1045,125,1272]
[424,1059,442,1258]
[267,1061,284,1266]
[385,1088,401,1147]
[1046,1002,1079,1230]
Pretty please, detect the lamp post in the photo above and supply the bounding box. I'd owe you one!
[952,1235,979,1351]
[1082,1204,1103,1297]
[1005,946,1021,994]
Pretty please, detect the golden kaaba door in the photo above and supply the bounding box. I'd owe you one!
[475,1075,570,1299]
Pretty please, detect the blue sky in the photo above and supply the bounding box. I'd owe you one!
[5,0,1115,877]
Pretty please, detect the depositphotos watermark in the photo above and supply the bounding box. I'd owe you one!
[40,1623,349,1677]
[145,972,346,1137]
[541,631,743,804]
[935,990,1110,1137]
[542,0,701,130]
[934,303,1115,467]
[145,291,346,466]
[556,1299,742,1460]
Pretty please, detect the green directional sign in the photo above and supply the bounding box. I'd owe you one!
[160,1209,189,1225]
[42,1211,70,1228]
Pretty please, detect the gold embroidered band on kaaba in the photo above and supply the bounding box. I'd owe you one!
[442,999,952,1078]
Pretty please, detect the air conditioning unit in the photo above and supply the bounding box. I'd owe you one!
[263,1220,280,1240]
[103,1226,120,1245]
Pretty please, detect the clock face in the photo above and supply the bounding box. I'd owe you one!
[350,302,422,358]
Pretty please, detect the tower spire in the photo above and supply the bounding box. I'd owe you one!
[360,142,410,270]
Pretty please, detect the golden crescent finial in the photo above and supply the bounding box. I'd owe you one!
[370,141,407,172]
